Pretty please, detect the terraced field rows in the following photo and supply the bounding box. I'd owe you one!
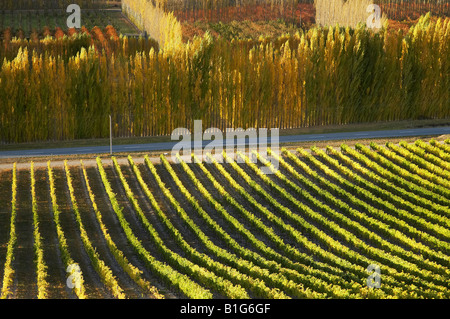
[0,138,449,299]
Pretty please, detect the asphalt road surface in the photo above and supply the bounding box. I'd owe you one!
[0,126,449,159]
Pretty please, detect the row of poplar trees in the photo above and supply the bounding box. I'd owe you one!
[0,14,449,143]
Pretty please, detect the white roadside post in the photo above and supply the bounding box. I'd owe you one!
[110,115,113,155]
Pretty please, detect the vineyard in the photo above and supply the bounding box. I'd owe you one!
[0,138,449,298]
[0,9,139,38]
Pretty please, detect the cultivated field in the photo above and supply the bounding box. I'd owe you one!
[0,9,139,38]
[1,138,450,298]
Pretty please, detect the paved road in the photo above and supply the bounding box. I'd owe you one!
[0,126,449,159]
